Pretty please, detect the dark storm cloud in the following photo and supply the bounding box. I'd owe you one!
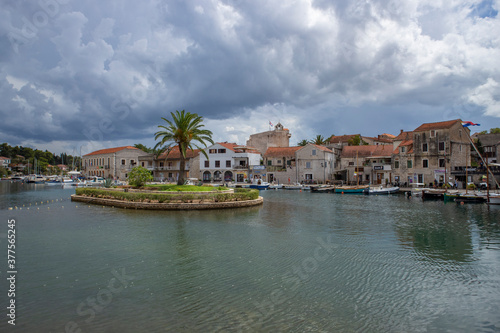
[0,0,499,152]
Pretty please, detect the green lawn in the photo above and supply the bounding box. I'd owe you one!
[144,184,228,192]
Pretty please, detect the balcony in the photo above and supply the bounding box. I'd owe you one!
[233,165,248,170]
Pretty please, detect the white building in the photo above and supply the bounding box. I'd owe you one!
[198,142,261,183]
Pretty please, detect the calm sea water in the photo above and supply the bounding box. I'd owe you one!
[1,181,500,332]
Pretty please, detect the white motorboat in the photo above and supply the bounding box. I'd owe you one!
[368,186,400,195]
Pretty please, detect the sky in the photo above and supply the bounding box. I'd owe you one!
[1,0,499,155]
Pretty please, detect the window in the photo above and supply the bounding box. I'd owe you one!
[226,160,231,167]
[418,174,423,183]
[423,159,428,168]
[204,161,209,168]
[218,149,226,153]
[267,160,272,166]
[312,149,316,156]
[349,162,354,166]
[306,162,311,168]
[209,149,217,154]
[422,143,428,152]
[394,160,399,169]
[438,142,445,151]
[407,160,413,168]
[141,162,145,167]
[215,160,220,168]
[439,158,445,167]
[401,147,406,153]
[121,159,125,165]
[160,162,164,167]
[430,130,436,138]
[277,159,282,164]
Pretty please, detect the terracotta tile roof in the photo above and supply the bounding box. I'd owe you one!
[83,146,140,156]
[341,145,394,158]
[392,140,414,154]
[302,144,333,153]
[0,156,10,160]
[216,142,260,154]
[328,134,361,144]
[413,119,461,132]
[158,146,200,159]
[380,133,396,139]
[264,146,302,158]
[364,136,393,143]
[394,131,413,141]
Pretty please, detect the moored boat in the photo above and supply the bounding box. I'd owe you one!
[368,186,399,195]
[249,179,270,190]
[333,185,369,194]
[454,193,487,204]
[422,189,447,200]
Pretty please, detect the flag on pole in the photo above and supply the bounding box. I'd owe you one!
[269,121,273,127]
[462,121,480,127]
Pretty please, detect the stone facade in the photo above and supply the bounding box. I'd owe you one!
[246,122,291,155]
[82,146,150,180]
[264,144,335,184]
[392,120,470,187]
[339,145,394,185]
[295,144,335,184]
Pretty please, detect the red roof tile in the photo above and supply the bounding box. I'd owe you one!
[83,146,140,156]
[341,145,394,158]
[413,119,461,132]
[264,146,302,158]
[301,144,333,153]
[157,146,200,159]
[328,134,360,144]
[394,131,413,141]
[392,140,414,154]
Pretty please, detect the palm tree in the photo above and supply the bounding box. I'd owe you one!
[310,135,326,145]
[154,110,214,185]
[297,139,309,146]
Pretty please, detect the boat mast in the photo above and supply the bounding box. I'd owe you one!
[465,128,500,192]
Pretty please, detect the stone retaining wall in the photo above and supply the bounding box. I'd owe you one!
[71,194,263,210]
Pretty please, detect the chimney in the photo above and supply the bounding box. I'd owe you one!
[400,129,403,134]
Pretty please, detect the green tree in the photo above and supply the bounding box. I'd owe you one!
[154,110,214,185]
[134,143,153,154]
[310,135,326,145]
[348,135,368,146]
[490,128,500,134]
[297,139,309,146]
[128,166,153,187]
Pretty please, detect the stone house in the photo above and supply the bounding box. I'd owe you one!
[263,146,301,184]
[393,120,470,187]
[82,146,150,180]
[339,145,394,185]
[138,147,200,182]
[198,142,261,183]
[246,122,292,155]
[475,133,500,164]
[263,144,335,184]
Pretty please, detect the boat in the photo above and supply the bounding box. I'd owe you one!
[368,186,399,195]
[310,185,335,193]
[333,185,369,194]
[454,193,487,204]
[443,191,462,202]
[282,183,304,190]
[11,175,25,181]
[26,174,45,184]
[488,193,500,205]
[268,183,283,189]
[422,188,447,200]
[85,176,105,186]
[249,179,270,190]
